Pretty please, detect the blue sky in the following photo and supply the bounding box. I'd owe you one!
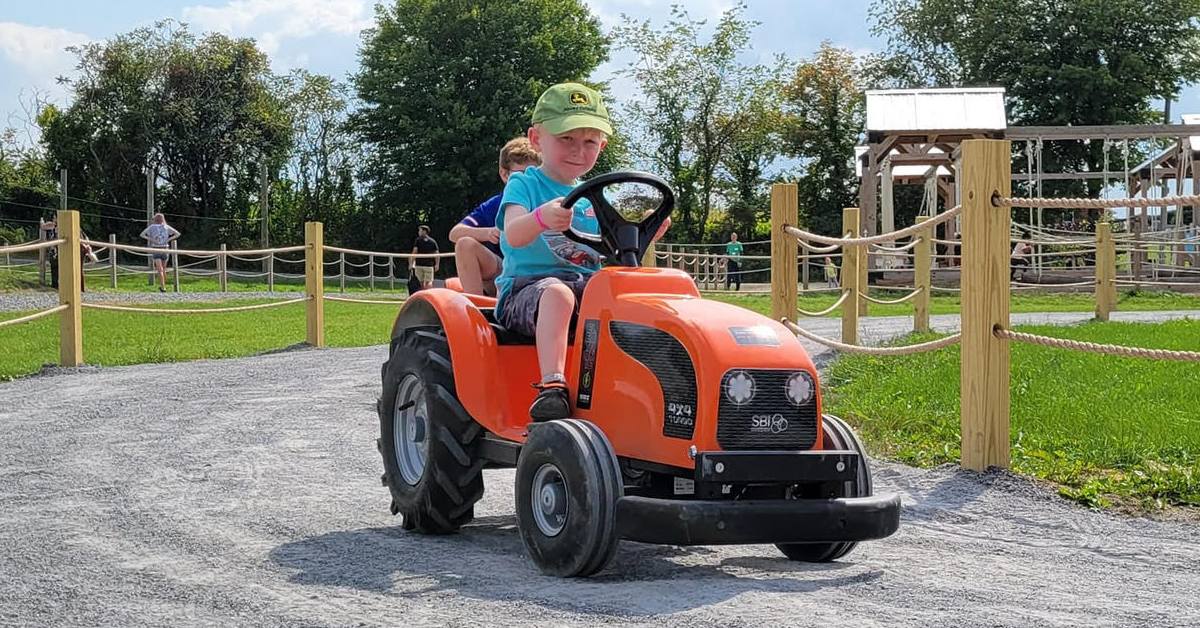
[0,0,877,138]
[0,0,1195,141]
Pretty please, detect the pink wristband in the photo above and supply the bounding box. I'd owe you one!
[533,207,549,230]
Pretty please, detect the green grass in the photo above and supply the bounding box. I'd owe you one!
[709,290,1200,318]
[0,298,400,381]
[824,319,1200,511]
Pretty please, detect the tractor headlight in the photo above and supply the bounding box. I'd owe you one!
[725,370,756,406]
[785,371,815,406]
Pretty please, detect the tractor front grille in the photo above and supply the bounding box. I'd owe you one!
[716,369,819,450]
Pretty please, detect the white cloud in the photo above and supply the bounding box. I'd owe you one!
[0,22,89,80]
[182,0,373,41]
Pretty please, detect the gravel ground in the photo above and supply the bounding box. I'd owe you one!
[1,312,1198,627]
[0,289,307,312]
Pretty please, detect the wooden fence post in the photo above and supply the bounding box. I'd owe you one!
[339,252,346,293]
[959,139,1012,471]
[267,253,275,292]
[841,208,860,345]
[369,254,376,291]
[57,210,83,367]
[218,244,228,292]
[801,249,810,291]
[914,216,932,333]
[109,234,118,289]
[305,222,325,348]
[38,221,48,287]
[1095,222,1116,321]
[388,256,395,291]
[858,230,869,317]
[770,183,799,321]
[171,241,180,292]
[643,241,657,268]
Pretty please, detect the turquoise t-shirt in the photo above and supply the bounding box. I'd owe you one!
[495,166,602,310]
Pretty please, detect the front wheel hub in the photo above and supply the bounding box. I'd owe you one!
[531,463,568,537]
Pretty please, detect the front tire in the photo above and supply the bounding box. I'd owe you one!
[515,419,623,577]
[378,326,484,533]
[776,414,872,562]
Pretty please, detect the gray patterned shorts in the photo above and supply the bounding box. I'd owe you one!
[497,273,590,337]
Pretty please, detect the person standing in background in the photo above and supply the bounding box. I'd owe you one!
[724,232,743,291]
[139,213,181,293]
[410,225,440,289]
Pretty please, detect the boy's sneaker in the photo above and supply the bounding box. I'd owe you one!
[529,381,570,422]
[158,286,166,293]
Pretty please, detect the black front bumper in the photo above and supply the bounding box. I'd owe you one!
[616,493,901,546]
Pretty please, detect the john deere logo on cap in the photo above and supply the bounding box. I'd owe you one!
[569,91,589,106]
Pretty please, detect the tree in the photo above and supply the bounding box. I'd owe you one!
[615,2,783,242]
[718,83,786,239]
[272,71,360,247]
[39,21,291,245]
[781,42,865,237]
[352,0,609,252]
[0,127,59,242]
[869,0,1200,195]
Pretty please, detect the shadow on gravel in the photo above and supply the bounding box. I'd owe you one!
[269,514,881,616]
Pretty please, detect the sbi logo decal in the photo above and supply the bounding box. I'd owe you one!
[750,413,789,434]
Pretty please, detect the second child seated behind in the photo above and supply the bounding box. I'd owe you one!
[496,82,668,422]
[449,137,541,296]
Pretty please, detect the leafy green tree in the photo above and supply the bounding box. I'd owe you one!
[352,0,609,252]
[870,0,1200,197]
[718,83,786,240]
[272,70,360,246]
[39,21,291,245]
[614,2,782,242]
[781,42,864,237]
[0,127,59,241]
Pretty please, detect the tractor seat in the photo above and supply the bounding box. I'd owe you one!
[478,307,576,346]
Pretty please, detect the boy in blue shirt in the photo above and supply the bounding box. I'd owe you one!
[497,82,667,421]
[449,137,540,296]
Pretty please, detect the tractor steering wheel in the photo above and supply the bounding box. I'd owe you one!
[561,171,674,267]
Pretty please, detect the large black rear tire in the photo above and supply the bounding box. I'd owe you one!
[378,326,484,533]
[776,414,872,562]
[515,419,623,577]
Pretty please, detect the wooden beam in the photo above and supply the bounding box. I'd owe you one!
[959,139,1011,471]
[57,209,83,367]
[841,208,860,346]
[305,221,325,348]
[1008,124,1200,141]
[770,184,799,322]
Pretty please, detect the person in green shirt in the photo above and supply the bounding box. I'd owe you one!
[724,232,744,291]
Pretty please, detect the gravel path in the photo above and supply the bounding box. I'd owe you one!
[0,290,309,313]
[1,312,1197,627]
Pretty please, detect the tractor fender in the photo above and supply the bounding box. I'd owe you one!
[389,289,502,427]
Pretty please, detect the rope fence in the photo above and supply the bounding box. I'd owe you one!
[782,319,962,355]
[0,304,68,329]
[81,298,307,315]
[994,326,1200,362]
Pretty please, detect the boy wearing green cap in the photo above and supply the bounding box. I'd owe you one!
[496,82,665,421]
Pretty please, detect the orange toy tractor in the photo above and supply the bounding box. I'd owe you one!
[377,173,900,577]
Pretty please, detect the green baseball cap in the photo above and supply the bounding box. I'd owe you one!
[531,82,612,136]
